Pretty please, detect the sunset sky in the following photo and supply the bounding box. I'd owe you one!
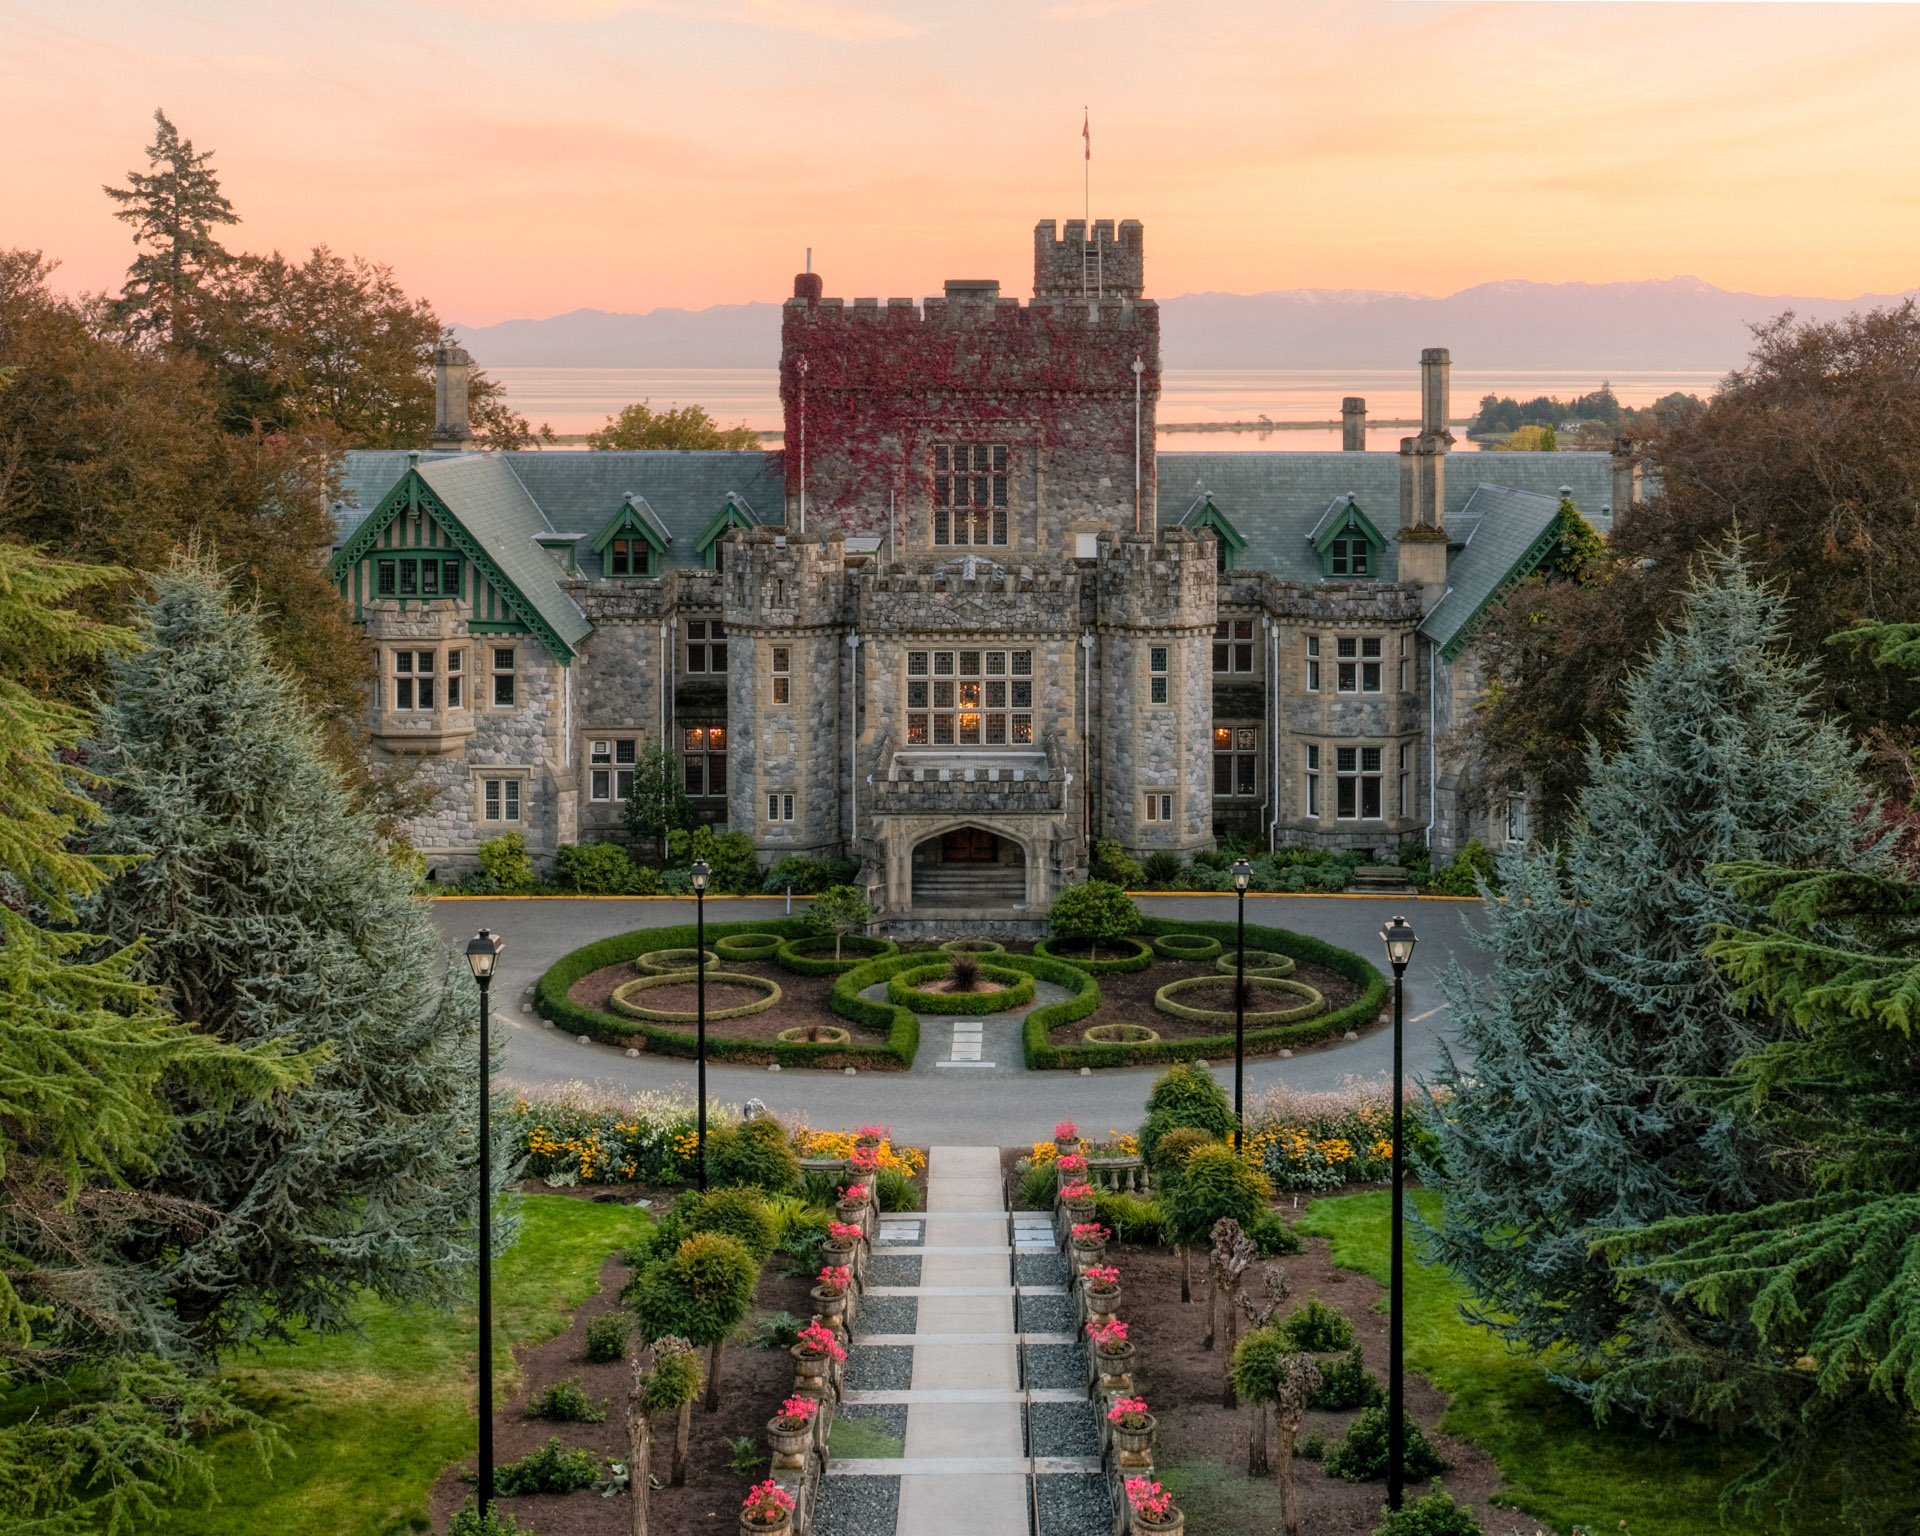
[5,1,1918,326]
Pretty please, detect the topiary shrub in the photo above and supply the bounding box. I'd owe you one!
[1278,1294,1356,1353]
[887,961,1036,1014]
[803,883,873,961]
[610,969,781,1022]
[1308,1342,1384,1412]
[1046,879,1144,961]
[705,1116,801,1194]
[1323,1407,1450,1483]
[629,1232,761,1411]
[1165,1144,1272,1250]
[1142,850,1183,886]
[938,938,1006,955]
[1371,1481,1483,1536]
[1031,934,1154,974]
[585,1311,630,1363]
[875,1166,921,1212]
[685,1187,779,1261]
[1140,1060,1236,1161]
[526,1375,607,1423]
[1248,1206,1303,1258]
[494,1436,600,1496]
[1154,973,1325,1026]
[477,830,536,891]
[777,931,898,976]
[635,946,720,974]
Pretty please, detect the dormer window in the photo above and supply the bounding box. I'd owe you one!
[609,538,650,576]
[1312,496,1387,580]
[1329,538,1369,577]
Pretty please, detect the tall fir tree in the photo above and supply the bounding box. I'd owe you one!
[1425,546,1884,1368]
[86,554,503,1353]
[103,109,239,354]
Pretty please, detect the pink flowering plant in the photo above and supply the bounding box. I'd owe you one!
[816,1264,854,1295]
[1107,1396,1151,1429]
[1125,1477,1176,1524]
[854,1123,889,1143]
[1086,1318,1130,1351]
[1070,1222,1110,1245]
[1056,1153,1087,1174]
[742,1479,797,1524]
[1054,1120,1079,1141]
[796,1321,847,1362]
[774,1396,819,1430]
[1059,1182,1094,1203]
[827,1220,863,1243]
[1083,1264,1120,1291]
[849,1144,880,1172]
[838,1183,870,1205]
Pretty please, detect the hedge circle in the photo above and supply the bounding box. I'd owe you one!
[1152,932,1224,962]
[714,932,784,961]
[938,938,1007,955]
[1214,948,1297,979]
[887,962,1036,1015]
[610,970,783,1022]
[1083,1021,1161,1045]
[776,933,900,976]
[636,946,719,975]
[778,1024,851,1046]
[1032,935,1155,973]
[1154,973,1324,1026]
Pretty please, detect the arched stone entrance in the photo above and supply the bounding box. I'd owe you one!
[910,825,1028,913]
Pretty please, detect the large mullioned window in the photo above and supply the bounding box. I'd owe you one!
[933,444,1008,546]
[905,649,1032,746]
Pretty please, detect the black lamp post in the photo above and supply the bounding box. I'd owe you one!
[690,859,711,1192]
[1231,858,1252,1152]
[464,927,505,1517]
[1378,913,1417,1511]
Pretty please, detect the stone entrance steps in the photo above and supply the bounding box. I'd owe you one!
[912,868,1027,909]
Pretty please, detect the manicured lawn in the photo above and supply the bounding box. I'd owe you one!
[154,1195,649,1536]
[1297,1190,1796,1536]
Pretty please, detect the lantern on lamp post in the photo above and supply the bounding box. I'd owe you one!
[464,927,505,1515]
[690,859,711,1191]
[1231,858,1253,1151]
[1378,914,1417,1510]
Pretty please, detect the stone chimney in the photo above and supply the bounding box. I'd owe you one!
[1397,348,1453,612]
[1341,397,1367,452]
[431,345,475,448]
[1612,435,1643,512]
[1419,348,1452,441]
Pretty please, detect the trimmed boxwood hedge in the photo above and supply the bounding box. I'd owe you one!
[776,933,900,976]
[535,919,916,1069]
[886,961,1036,1015]
[714,931,783,961]
[1151,932,1224,961]
[1154,973,1323,1026]
[635,946,718,974]
[1215,948,1297,979]
[610,969,783,1022]
[1031,935,1155,974]
[1024,916,1385,1070]
[938,938,1006,955]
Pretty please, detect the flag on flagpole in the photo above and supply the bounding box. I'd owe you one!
[1082,110,1090,160]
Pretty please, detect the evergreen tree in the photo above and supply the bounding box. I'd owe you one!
[1425,546,1883,1369]
[86,555,500,1352]
[103,109,239,353]
[623,741,695,858]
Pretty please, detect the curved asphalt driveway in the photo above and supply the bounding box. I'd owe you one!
[431,893,1489,1144]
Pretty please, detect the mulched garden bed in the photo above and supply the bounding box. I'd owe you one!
[567,959,887,1049]
[1047,955,1362,1046]
[429,1238,814,1536]
[1113,1217,1535,1536]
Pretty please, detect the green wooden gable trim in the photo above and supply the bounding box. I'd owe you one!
[328,467,577,662]
[1176,494,1246,571]
[589,494,673,557]
[695,493,762,569]
[1435,511,1566,665]
[1310,495,1388,557]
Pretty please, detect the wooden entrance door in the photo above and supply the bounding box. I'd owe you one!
[940,828,1000,863]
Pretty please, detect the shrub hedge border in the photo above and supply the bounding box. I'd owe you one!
[1024,916,1386,1070]
[938,938,1007,955]
[535,919,916,1069]
[1151,933,1224,961]
[886,962,1036,1015]
[776,933,901,976]
[713,931,784,961]
[1031,935,1155,974]
[635,946,719,974]
[1084,1022,1161,1045]
[1215,948,1297,979]
[1153,973,1324,1026]
[609,969,783,1022]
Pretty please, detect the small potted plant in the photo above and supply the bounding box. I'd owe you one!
[740,1478,797,1534]
[1054,1151,1088,1189]
[1124,1475,1183,1533]
[766,1396,818,1472]
[1082,1262,1121,1321]
[812,1263,854,1325]
[1053,1119,1080,1158]
[1087,1318,1135,1393]
[854,1123,888,1150]
[848,1142,881,1176]
[791,1320,847,1388]
[1106,1395,1156,1468]
[824,1218,864,1273]
[1060,1181,1097,1222]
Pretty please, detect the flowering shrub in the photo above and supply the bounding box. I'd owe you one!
[1242,1080,1436,1192]
[827,1221,863,1243]
[507,1083,732,1185]
[1070,1222,1110,1245]
[1125,1477,1177,1523]
[816,1264,853,1295]
[1087,1319,1130,1351]
[796,1322,846,1362]
[742,1479,797,1523]
[1060,1182,1094,1203]
[774,1397,818,1430]
[1083,1265,1120,1290]
[1054,1120,1079,1141]
[1107,1396,1151,1429]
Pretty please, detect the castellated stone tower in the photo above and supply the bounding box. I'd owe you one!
[723,527,850,858]
[1095,527,1217,857]
[1032,219,1145,299]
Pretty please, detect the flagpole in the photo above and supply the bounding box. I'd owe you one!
[1083,105,1089,228]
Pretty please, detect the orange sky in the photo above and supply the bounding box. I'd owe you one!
[5,1,1918,325]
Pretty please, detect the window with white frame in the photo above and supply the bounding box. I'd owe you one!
[1213,619,1254,674]
[932,444,1008,546]
[481,777,522,822]
[390,649,436,710]
[1506,795,1528,844]
[1336,746,1383,820]
[588,738,639,802]
[686,619,728,673]
[1306,744,1321,818]
[491,647,515,708]
[1305,636,1321,693]
[904,649,1032,746]
[767,792,795,823]
[1149,646,1168,704]
[447,647,464,708]
[1397,633,1409,694]
[770,646,791,705]
[1144,792,1174,823]
[1213,726,1259,796]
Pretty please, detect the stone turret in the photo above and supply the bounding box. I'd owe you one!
[1033,218,1145,299]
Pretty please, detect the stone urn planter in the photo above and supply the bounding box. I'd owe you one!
[739,1510,793,1536]
[823,1237,860,1275]
[1109,1412,1156,1469]
[1095,1341,1137,1394]
[811,1284,850,1325]
[1084,1280,1121,1323]
[791,1344,833,1391]
[766,1417,814,1473]
[1132,1511,1184,1535]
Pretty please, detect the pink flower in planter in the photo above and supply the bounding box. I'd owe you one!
[742,1479,797,1523]
[796,1322,847,1362]
[1056,1153,1088,1173]
[849,1144,880,1172]
[828,1220,864,1242]
[838,1184,870,1204]
[1107,1396,1151,1429]
[775,1396,819,1430]
[1083,1265,1121,1289]
[1053,1120,1079,1141]
[1071,1222,1111,1245]
[816,1264,854,1295]
[1125,1477,1175,1522]
[854,1123,889,1143]
[1086,1318,1129,1350]
[1059,1182,1094,1203]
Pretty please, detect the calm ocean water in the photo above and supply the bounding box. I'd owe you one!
[490,367,1722,452]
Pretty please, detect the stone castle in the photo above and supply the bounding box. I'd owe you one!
[331,218,1634,920]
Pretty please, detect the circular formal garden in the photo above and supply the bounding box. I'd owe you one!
[1032,934,1155,973]
[938,937,1006,955]
[610,969,783,1022]
[774,933,900,975]
[1154,973,1326,1026]
[1151,932,1224,962]
[1214,947,1298,978]
[714,931,784,962]
[635,946,719,974]
[885,959,1038,1014]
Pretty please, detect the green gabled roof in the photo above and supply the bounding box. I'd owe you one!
[328,455,591,662]
[1308,493,1388,555]
[696,492,763,553]
[1177,493,1246,551]
[590,493,673,556]
[1418,484,1568,664]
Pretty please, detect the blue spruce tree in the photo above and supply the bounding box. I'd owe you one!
[87,556,504,1351]
[1425,545,1884,1367]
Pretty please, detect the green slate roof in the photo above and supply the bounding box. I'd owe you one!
[1418,484,1566,662]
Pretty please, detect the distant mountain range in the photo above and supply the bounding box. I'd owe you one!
[452,278,1919,374]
